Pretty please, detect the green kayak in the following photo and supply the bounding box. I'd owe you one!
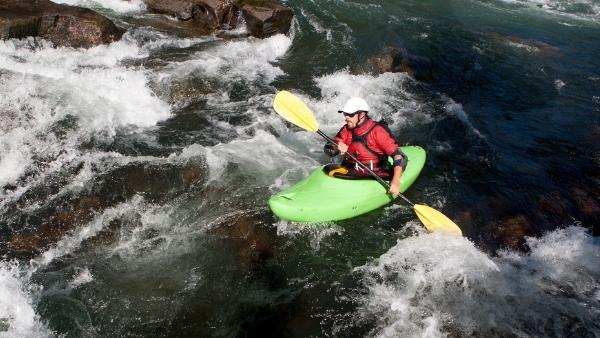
[269,145,426,222]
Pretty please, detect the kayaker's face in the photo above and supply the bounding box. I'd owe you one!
[344,111,362,129]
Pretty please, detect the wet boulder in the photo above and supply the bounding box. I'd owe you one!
[0,0,124,48]
[241,0,294,38]
[142,0,293,38]
[363,46,433,81]
[144,0,239,33]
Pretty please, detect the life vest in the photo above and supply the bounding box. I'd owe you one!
[344,120,396,173]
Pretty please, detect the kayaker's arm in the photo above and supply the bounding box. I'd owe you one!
[388,151,407,197]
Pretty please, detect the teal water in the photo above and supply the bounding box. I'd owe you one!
[0,0,598,337]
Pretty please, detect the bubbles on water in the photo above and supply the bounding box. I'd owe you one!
[356,226,600,337]
[0,31,172,209]
[275,220,344,251]
[554,79,566,92]
[313,71,419,132]
[163,34,292,87]
[0,262,53,338]
[491,0,600,22]
[68,267,94,289]
[443,98,484,138]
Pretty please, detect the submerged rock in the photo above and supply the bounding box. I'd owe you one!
[498,214,530,250]
[571,188,599,217]
[361,46,433,81]
[210,214,274,267]
[489,32,561,55]
[0,0,124,48]
[7,196,105,256]
[538,192,568,217]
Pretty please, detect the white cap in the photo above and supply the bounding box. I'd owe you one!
[338,97,369,114]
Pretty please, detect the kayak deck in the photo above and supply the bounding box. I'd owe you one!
[269,146,426,222]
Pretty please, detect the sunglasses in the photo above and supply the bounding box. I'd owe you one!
[339,111,358,117]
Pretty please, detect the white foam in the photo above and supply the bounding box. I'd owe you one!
[36,195,148,266]
[0,262,52,338]
[274,220,344,251]
[495,0,600,22]
[165,34,292,83]
[301,9,334,41]
[357,226,600,337]
[443,97,484,138]
[555,79,565,92]
[313,71,422,133]
[68,267,94,289]
[51,0,146,13]
[0,33,171,199]
[180,129,319,186]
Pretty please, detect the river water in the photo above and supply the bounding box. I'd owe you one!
[0,0,598,337]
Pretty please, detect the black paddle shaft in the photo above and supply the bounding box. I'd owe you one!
[316,130,414,206]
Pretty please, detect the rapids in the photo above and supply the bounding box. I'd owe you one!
[1,0,598,337]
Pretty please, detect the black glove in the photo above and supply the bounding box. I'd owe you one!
[324,143,340,157]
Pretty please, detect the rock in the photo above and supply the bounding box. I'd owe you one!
[489,32,561,55]
[144,0,239,32]
[241,1,294,38]
[7,196,105,256]
[498,214,530,250]
[141,0,293,38]
[538,192,568,217]
[0,0,124,48]
[210,214,273,266]
[364,46,433,81]
[571,188,600,217]
[182,160,206,188]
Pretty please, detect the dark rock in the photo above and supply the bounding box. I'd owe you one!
[0,0,124,48]
[363,46,433,81]
[588,76,600,83]
[571,188,600,217]
[538,192,568,217]
[498,214,530,250]
[8,196,105,256]
[182,160,206,188]
[126,14,212,38]
[210,214,273,267]
[489,32,561,55]
[144,0,239,32]
[144,0,197,20]
[241,1,294,38]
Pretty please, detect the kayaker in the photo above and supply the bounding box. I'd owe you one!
[323,97,407,197]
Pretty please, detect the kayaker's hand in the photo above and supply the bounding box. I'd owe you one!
[388,179,401,198]
[337,142,348,154]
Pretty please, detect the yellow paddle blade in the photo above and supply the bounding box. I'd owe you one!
[273,91,319,132]
[414,204,463,235]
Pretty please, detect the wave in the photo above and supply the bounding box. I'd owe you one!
[357,225,600,337]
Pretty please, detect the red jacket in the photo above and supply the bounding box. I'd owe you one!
[333,118,399,175]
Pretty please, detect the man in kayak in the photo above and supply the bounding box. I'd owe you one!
[323,97,407,197]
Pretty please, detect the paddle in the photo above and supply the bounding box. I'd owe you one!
[272,90,462,235]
